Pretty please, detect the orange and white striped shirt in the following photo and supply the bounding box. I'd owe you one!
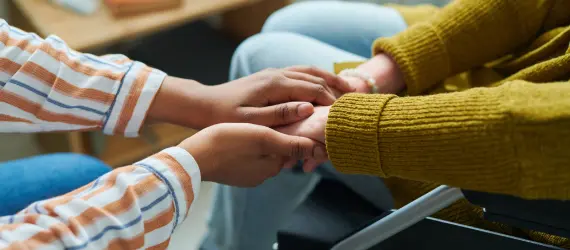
[0,19,202,249]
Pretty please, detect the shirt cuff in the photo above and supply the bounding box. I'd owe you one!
[136,147,201,226]
[103,61,167,137]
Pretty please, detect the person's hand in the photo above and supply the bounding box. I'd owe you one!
[148,66,353,129]
[275,106,330,172]
[179,123,328,187]
[342,53,406,94]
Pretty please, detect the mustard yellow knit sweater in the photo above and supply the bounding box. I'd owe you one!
[326,0,570,246]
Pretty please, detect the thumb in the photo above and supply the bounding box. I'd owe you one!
[264,130,328,160]
[240,102,314,127]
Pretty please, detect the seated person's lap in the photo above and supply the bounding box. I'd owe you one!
[202,2,407,250]
[0,154,111,216]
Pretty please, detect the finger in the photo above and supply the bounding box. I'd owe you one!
[302,158,320,173]
[264,131,327,160]
[286,66,355,93]
[283,71,333,95]
[282,158,297,169]
[274,121,302,137]
[239,102,314,127]
[288,79,336,106]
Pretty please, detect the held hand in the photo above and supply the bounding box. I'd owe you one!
[342,54,406,94]
[275,106,330,172]
[148,67,352,129]
[179,123,328,187]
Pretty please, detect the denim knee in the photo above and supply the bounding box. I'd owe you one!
[262,2,321,33]
[230,32,306,80]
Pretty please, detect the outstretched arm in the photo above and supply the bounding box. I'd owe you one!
[278,80,570,200]
[326,80,570,200]
[0,19,353,136]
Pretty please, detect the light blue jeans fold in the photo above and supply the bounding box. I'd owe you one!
[201,2,407,250]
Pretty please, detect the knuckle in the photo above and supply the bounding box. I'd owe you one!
[314,85,327,95]
[274,104,290,121]
[239,110,257,122]
[316,77,326,86]
[307,66,319,72]
[272,73,287,83]
[264,74,286,89]
[289,140,303,158]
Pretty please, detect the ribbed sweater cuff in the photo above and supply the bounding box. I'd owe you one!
[372,24,450,96]
[326,93,396,177]
[327,88,515,192]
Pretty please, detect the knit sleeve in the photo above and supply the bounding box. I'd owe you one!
[373,0,554,95]
[326,80,570,200]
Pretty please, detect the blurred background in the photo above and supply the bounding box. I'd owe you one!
[0,0,449,249]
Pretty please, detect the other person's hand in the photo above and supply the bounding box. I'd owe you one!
[275,106,330,172]
[179,123,328,187]
[148,67,352,129]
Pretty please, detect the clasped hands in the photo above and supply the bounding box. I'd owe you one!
[148,55,404,187]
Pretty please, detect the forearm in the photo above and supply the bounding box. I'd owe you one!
[0,19,165,136]
[326,80,570,200]
[373,0,553,95]
[147,76,214,130]
[0,147,200,249]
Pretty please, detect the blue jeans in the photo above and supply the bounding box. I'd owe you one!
[201,2,408,250]
[0,153,111,216]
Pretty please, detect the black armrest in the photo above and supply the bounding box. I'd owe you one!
[278,180,562,250]
[462,190,570,238]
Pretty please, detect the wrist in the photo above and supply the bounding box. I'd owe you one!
[147,76,211,129]
[177,126,220,182]
[340,76,369,94]
[356,54,406,94]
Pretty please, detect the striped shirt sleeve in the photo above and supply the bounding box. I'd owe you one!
[0,19,166,136]
[0,147,201,250]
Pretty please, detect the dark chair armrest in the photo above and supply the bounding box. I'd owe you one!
[462,190,570,238]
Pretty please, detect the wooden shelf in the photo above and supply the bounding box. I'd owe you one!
[11,0,263,51]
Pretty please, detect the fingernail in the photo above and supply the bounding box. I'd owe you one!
[314,146,327,159]
[297,103,314,117]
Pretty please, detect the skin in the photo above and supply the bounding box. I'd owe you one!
[277,54,406,172]
[179,123,328,187]
[145,66,351,186]
[147,67,353,129]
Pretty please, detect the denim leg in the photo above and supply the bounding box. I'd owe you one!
[0,153,111,216]
[262,1,407,57]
